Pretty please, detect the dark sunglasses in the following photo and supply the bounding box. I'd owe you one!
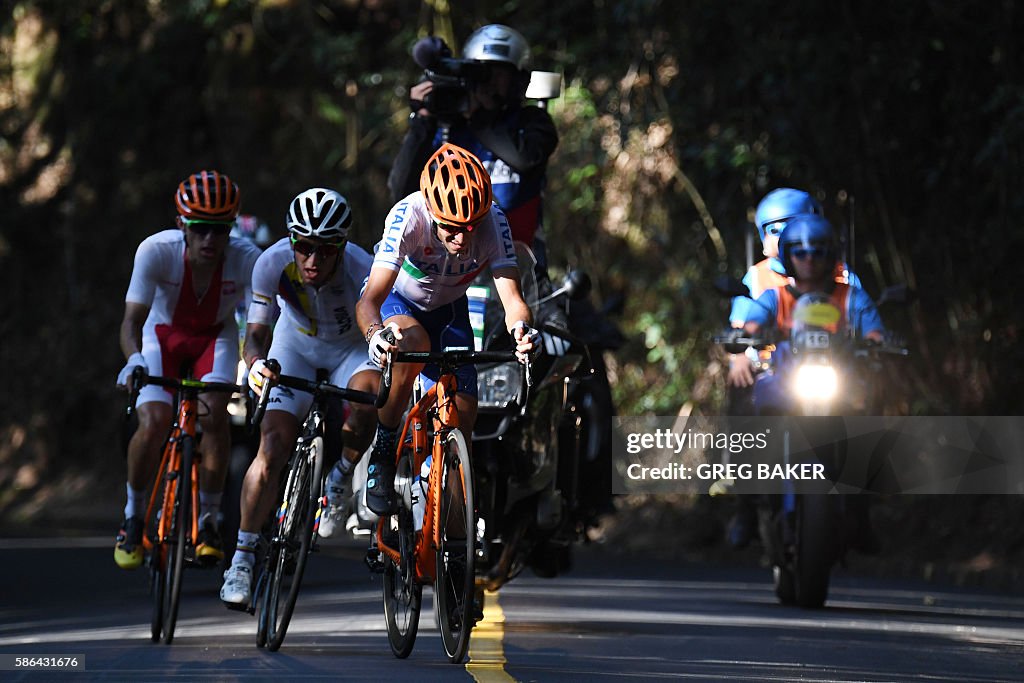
[433,220,477,235]
[790,247,829,260]
[291,236,344,259]
[184,219,234,237]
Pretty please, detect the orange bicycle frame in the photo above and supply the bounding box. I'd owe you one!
[141,394,200,554]
[376,371,464,584]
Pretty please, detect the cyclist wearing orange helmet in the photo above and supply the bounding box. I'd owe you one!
[114,170,261,570]
[356,143,539,514]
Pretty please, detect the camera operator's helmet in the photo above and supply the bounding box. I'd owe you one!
[778,213,837,277]
[462,24,530,70]
[754,188,823,243]
[286,188,352,241]
[175,170,240,221]
[420,143,493,228]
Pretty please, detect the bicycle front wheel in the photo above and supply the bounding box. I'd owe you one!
[162,435,193,645]
[262,435,322,651]
[149,544,165,643]
[434,428,475,663]
[382,450,422,658]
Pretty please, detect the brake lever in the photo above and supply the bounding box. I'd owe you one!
[249,358,280,432]
[126,365,147,419]
[374,328,397,409]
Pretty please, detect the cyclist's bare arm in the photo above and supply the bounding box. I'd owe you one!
[491,267,532,332]
[356,265,401,337]
[243,322,273,368]
[119,301,150,358]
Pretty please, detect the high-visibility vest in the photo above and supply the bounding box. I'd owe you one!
[774,282,850,336]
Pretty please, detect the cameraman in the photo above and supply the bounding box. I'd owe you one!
[389,26,617,530]
[387,25,558,278]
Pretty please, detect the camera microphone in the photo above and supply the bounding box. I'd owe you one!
[412,36,452,69]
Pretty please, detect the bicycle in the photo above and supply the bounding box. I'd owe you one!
[372,342,526,663]
[246,359,377,651]
[127,367,241,645]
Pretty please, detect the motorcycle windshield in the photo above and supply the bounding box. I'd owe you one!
[473,241,540,348]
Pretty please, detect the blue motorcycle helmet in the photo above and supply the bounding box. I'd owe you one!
[754,188,823,242]
[777,213,837,277]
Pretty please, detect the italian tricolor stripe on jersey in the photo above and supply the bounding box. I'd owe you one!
[401,259,429,281]
[401,258,490,285]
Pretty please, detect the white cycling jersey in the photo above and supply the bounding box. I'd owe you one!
[126,229,261,332]
[373,192,518,311]
[247,237,373,345]
[125,229,260,404]
[247,237,377,417]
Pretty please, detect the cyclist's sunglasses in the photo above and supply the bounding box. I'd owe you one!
[763,220,787,237]
[433,219,478,235]
[790,246,829,260]
[291,235,345,259]
[184,218,234,237]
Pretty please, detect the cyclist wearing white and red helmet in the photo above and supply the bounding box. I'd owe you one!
[114,170,260,571]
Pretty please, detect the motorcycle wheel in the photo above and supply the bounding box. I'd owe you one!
[795,494,839,608]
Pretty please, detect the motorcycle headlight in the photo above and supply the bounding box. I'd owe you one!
[793,363,839,402]
[477,362,522,410]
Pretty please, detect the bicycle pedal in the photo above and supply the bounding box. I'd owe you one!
[194,554,222,569]
[364,548,385,574]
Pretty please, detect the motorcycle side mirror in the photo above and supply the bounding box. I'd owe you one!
[713,275,752,299]
[562,270,592,301]
[876,283,912,307]
[535,269,592,306]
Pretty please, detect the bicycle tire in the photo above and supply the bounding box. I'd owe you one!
[434,428,475,663]
[149,443,172,643]
[383,461,422,659]
[254,567,269,648]
[265,435,322,651]
[162,435,193,644]
[149,543,165,643]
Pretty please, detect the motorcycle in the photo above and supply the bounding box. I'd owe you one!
[471,242,613,588]
[715,277,908,607]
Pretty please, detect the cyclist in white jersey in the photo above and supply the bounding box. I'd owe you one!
[356,143,539,515]
[114,170,260,570]
[220,188,380,608]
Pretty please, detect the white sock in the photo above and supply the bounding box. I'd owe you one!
[125,484,147,520]
[232,531,259,569]
[326,459,354,502]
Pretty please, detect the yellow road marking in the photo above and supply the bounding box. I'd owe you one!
[466,589,516,682]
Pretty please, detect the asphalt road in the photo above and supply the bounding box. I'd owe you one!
[1,536,1022,681]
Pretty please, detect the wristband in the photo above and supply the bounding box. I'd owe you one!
[365,322,385,343]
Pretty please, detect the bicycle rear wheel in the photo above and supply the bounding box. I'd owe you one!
[382,451,422,657]
[262,435,322,651]
[161,435,193,645]
[434,428,475,663]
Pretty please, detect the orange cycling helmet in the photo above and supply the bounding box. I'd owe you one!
[175,170,241,221]
[419,143,493,227]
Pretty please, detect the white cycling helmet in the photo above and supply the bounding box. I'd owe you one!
[462,24,530,70]
[286,188,352,241]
